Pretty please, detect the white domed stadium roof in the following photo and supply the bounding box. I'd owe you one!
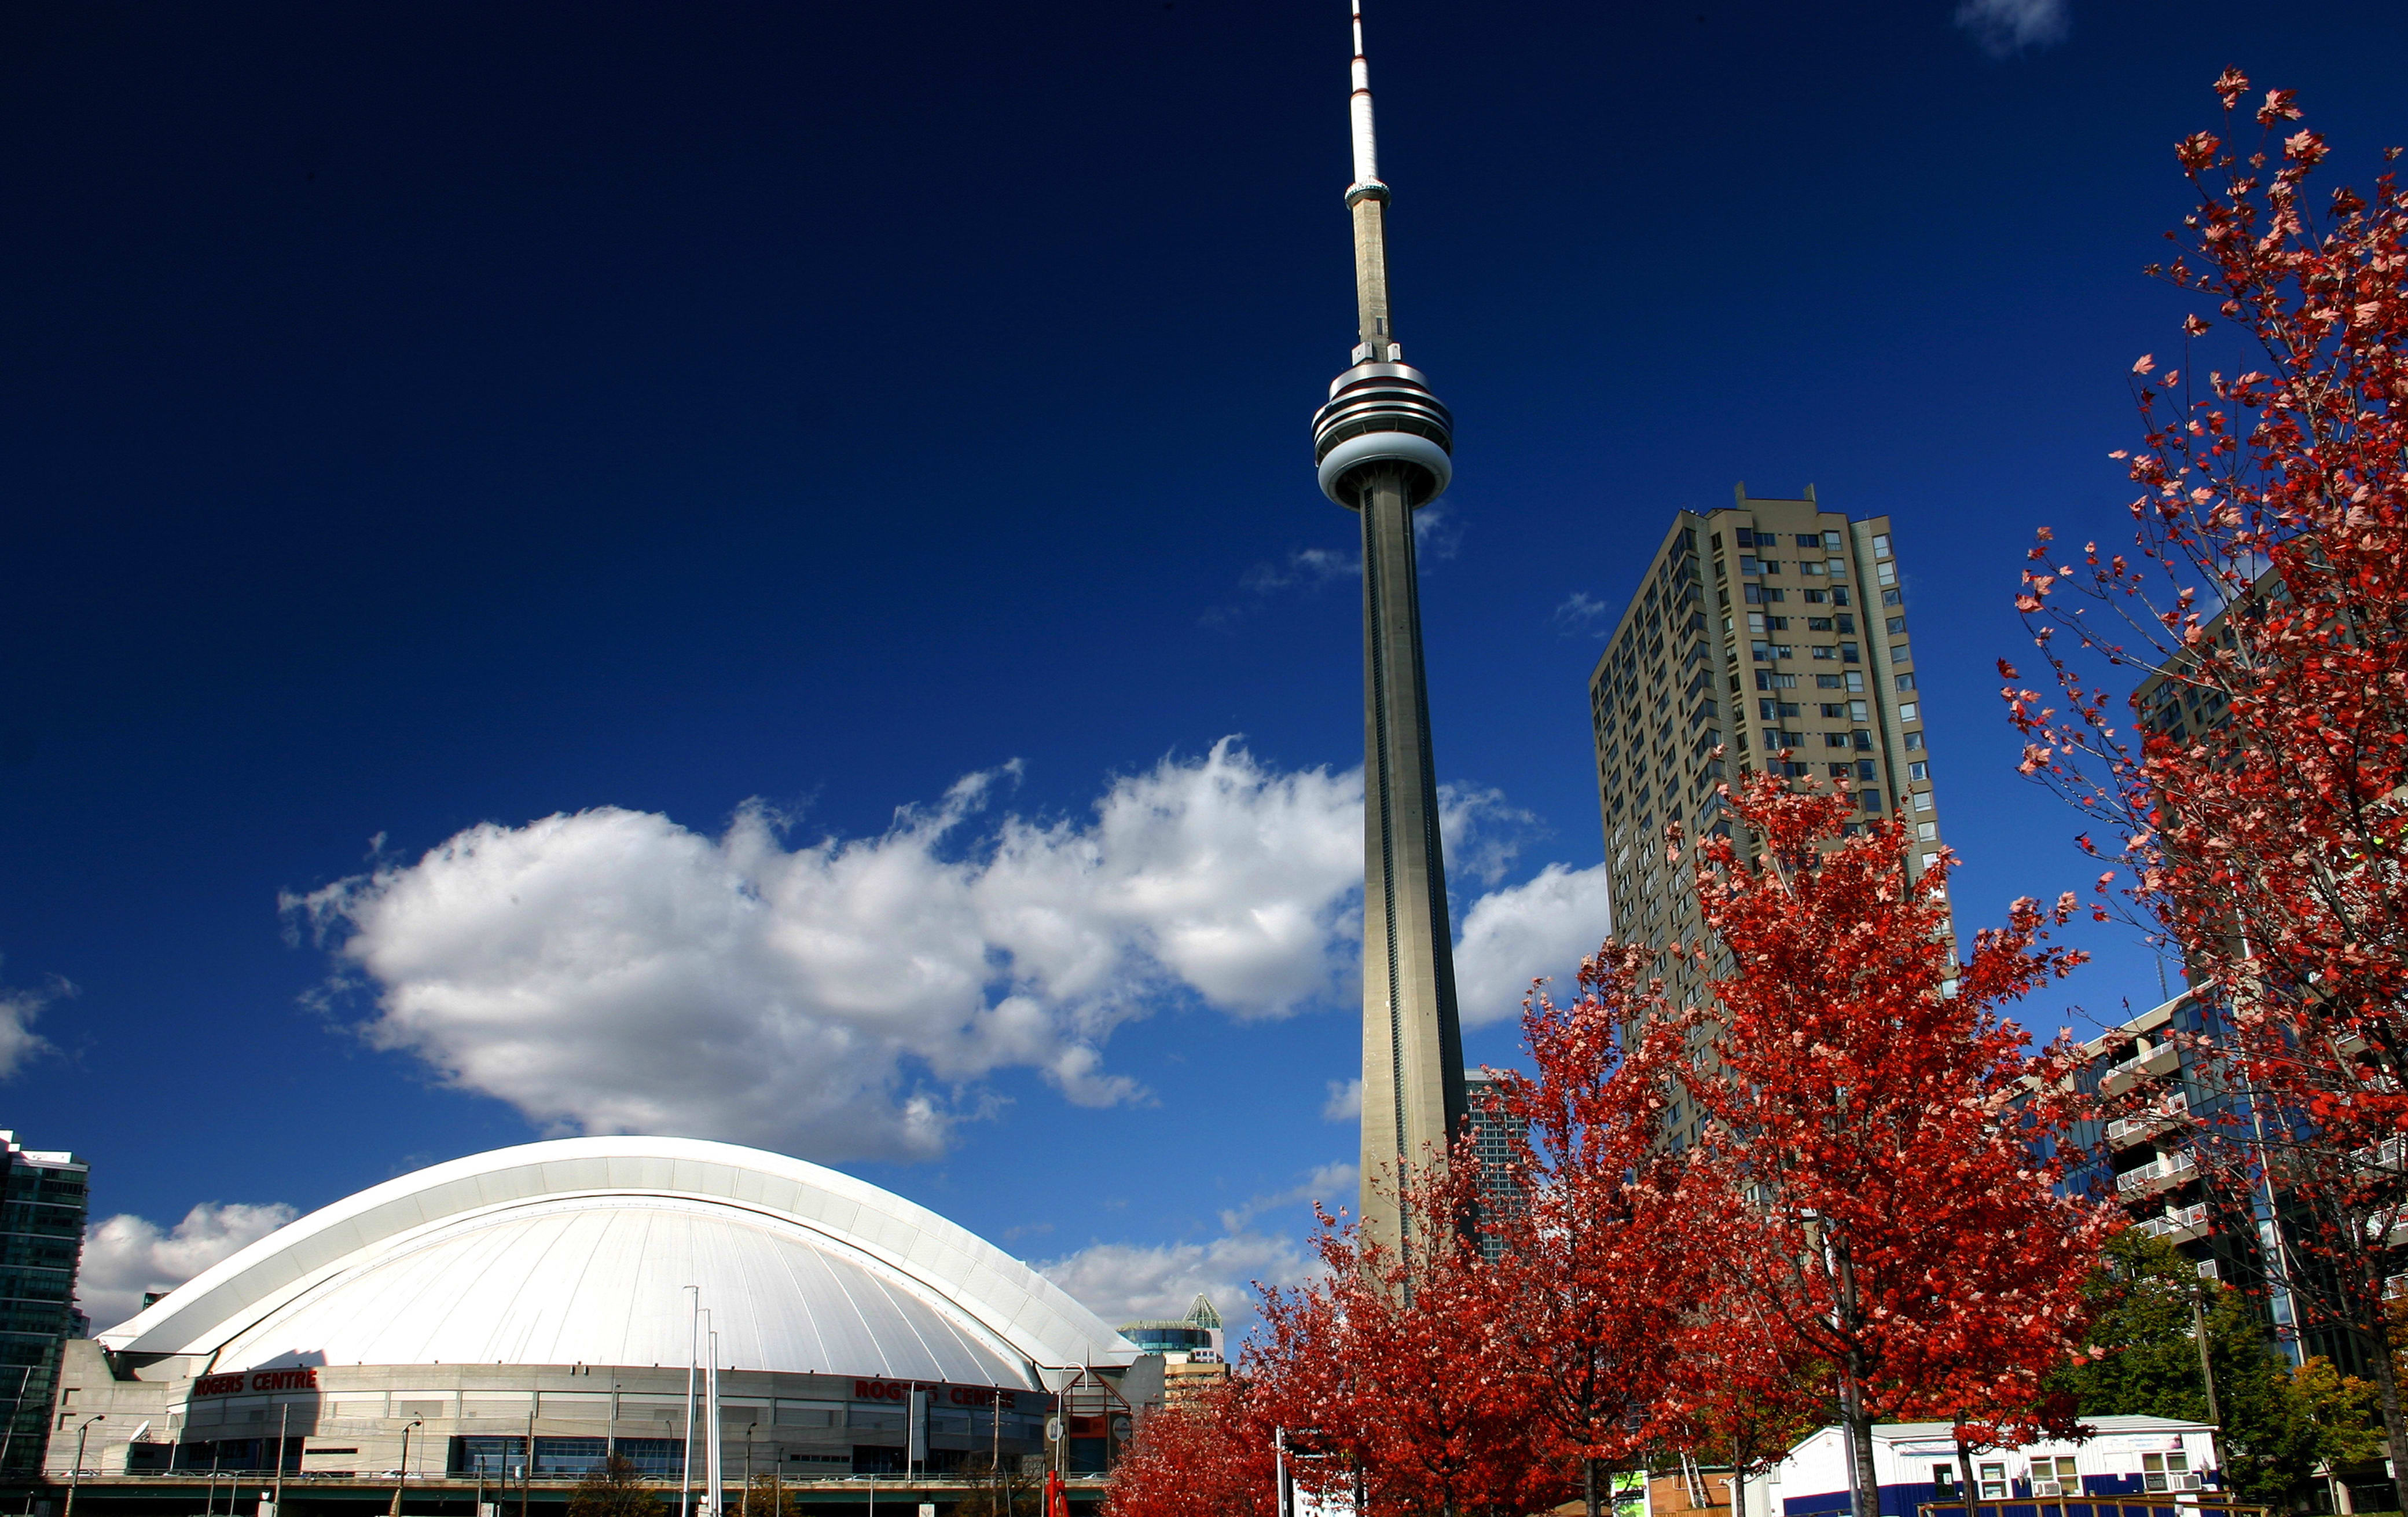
[99,1137,1135,1390]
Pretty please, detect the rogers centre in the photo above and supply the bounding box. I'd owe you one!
[46,1138,1159,1515]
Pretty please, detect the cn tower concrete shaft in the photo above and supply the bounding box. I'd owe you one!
[1355,462,1468,1256]
[1309,0,1466,1256]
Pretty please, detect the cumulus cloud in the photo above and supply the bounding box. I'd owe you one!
[289,742,1368,1161]
[0,961,67,1079]
[1954,0,2069,56]
[1038,1230,1316,1335]
[80,1203,299,1331]
[1451,862,1616,1024]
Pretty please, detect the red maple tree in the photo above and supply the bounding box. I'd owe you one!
[1479,947,1724,1517]
[1249,1164,1569,1517]
[2005,70,2408,1487]
[1668,773,2111,1517]
[1102,1376,1277,1517]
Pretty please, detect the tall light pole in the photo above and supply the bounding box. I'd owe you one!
[1312,0,1469,1258]
[63,1415,105,1517]
[390,1419,423,1517]
[681,1286,700,1517]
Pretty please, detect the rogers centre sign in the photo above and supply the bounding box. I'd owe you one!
[193,1369,320,1398]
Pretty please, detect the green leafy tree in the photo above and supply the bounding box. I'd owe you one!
[2058,1232,2371,1505]
[566,1457,662,1517]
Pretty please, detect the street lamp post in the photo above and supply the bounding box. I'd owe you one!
[64,1415,106,1517]
[390,1419,423,1517]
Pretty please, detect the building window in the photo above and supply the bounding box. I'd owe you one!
[1886,615,1907,635]
[1808,617,1834,632]
[1803,589,1829,604]
[1831,586,1851,606]
[1849,700,1867,721]
[1759,699,1799,719]
[1827,763,1852,779]
[1853,730,1874,752]
[1811,645,1836,660]
[1845,670,1864,692]
[1917,821,1938,841]
[1815,673,1844,689]
[1933,1465,1961,1498]
[1908,761,1929,781]
[1872,533,1893,560]
[2032,1457,2080,1493]
[1735,527,1756,547]
[1862,790,1882,812]
[1823,732,1850,749]
[1898,701,1919,721]
[1856,759,1877,781]
[1739,556,1761,574]
[1896,672,1916,692]
[2141,1453,2190,1493]
[1836,614,1855,633]
[1755,670,1797,690]
[1877,561,1897,587]
[1913,790,1934,813]
[1841,643,1860,663]
[1891,642,1911,664]
[1794,534,1818,548]
[1801,559,1826,576]
[1818,702,1846,719]
[1823,530,1843,549]
[1904,731,1924,750]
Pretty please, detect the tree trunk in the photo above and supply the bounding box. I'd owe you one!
[1841,1374,1879,1517]
[2366,1302,2407,1512]
[1585,1459,1601,1517]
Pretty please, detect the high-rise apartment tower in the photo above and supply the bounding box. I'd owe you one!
[1,1132,87,1477]
[1310,1,1468,1252]
[1587,488,1945,1058]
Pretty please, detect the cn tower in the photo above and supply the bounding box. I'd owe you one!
[1309,0,1467,1255]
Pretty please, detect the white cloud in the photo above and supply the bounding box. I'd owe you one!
[1037,1231,1316,1336]
[1954,0,2069,56]
[1239,547,1360,595]
[1551,591,1613,639]
[1321,1078,1363,1122]
[1451,862,1616,1025]
[0,961,66,1079]
[288,741,1368,1162]
[1218,1161,1359,1233]
[80,1203,299,1331]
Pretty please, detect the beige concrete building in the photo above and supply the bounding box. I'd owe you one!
[1586,486,1946,1068]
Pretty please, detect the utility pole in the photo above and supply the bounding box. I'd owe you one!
[274,1402,289,1514]
[520,1407,534,1517]
[391,1419,423,1517]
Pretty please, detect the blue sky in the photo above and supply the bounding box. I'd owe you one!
[5,0,2404,1333]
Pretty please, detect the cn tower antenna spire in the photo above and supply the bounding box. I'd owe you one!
[1345,0,1394,364]
[1309,0,1467,1259]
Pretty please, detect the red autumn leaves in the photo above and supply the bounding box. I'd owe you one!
[1112,778,2112,1517]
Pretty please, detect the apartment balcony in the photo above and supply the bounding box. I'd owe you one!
[2101,1042,2181,1097]
[2115,1150,2198,1198]
[2105,1093,2190,1150]
[2134,1202,2211,1247]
